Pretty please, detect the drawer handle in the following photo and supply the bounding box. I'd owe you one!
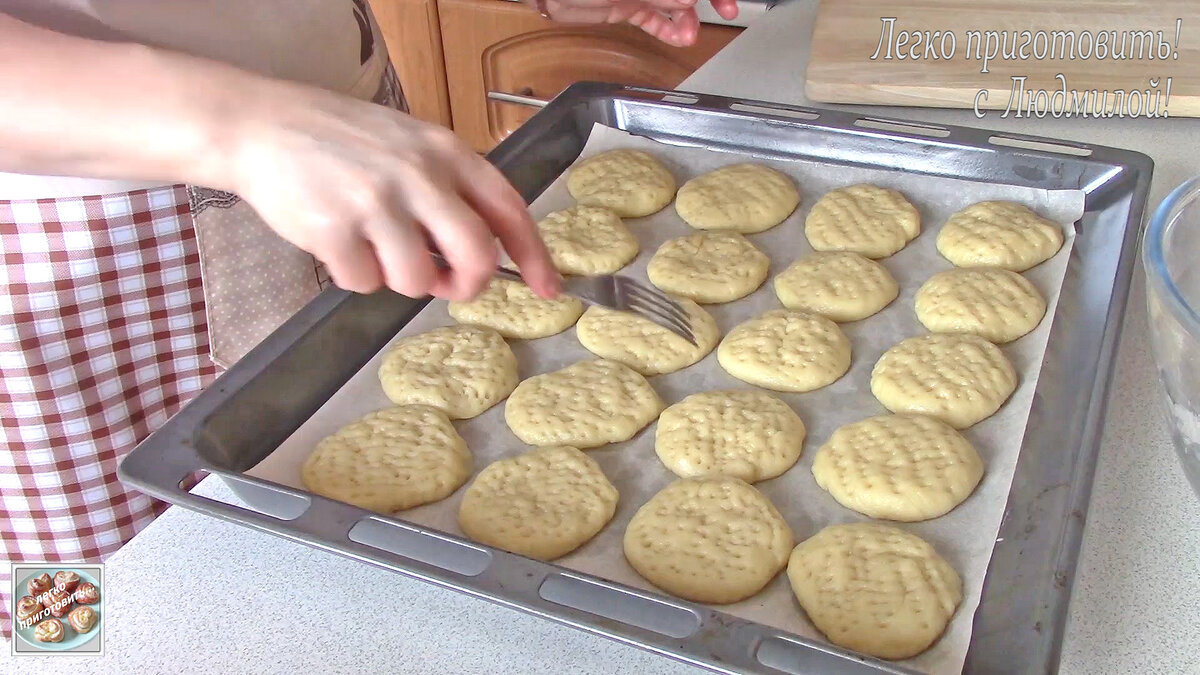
[487,90,550,108]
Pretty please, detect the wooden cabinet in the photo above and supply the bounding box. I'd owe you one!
[372,0,741,151]
[371,0,452,127]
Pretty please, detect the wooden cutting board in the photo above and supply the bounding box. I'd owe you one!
[806,0,1200,117]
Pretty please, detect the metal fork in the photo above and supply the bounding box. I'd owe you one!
[433,254,696,345]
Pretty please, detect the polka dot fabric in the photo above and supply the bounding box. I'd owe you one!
[189,188,327,367]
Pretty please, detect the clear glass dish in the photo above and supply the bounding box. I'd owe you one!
[1144,176,1200,498]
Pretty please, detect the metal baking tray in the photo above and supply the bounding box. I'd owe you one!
[119,82,1151,674]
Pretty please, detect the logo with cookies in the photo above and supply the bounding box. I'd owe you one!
[10,563,104,656]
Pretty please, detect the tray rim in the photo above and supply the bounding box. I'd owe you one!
[118,81,1153,675]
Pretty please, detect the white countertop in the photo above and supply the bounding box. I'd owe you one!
[5,2,1198,673]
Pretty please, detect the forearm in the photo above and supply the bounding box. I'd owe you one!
[0,12,560,301]
[0,12,271,189]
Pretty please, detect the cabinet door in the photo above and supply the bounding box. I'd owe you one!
[440,0,740,152]
[371,0,453,127]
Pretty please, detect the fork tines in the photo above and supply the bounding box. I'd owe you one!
[614,276,698,346]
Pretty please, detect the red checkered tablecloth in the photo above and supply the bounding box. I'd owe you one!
[0,185,219,637]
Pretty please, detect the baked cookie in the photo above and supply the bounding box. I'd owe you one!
[646,231,770,304]
[624,476,794,604]
[675,163,800,233]
[27,572,51,597]
[655,390,805,483]
[33,618,65,643]
[504,359,662,449]
[717,309,851,392]
[574,301,719,376]
[871,334,1017,429]
[68,605,99,633]
[773,251,899,322]
[44,588,72,618]
[301,406,472,513]
[378,325,517,420]
[915,267,1047,343]
[566,149,676,218]
[804,184,920,258]
[936,200,1064,271]
[458,446,619,560]
[787,522,962,660]
[74,582,100,605]
[448,279,583,339]
[536,206,639,275]
[53,571,80,594]
[15,596,42,624]
[812,414,984,521]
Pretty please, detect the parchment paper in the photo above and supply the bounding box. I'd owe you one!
[248,123,1084,674]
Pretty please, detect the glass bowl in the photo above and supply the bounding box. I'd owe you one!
[1144,176,1200,498]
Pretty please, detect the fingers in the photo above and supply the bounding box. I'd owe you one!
[403,178,498,301]
[708,0,737,20]
[550,0,693,11]
[322,232,386,294]
[545,0,699,46]
[455,155,562,299]
[654,8,700,46]
[361,213,440,298]
[608,2,700,46]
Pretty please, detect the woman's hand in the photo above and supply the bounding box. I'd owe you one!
[226,83,561,301]
[0,13,560,302]
[536,0,738,47]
